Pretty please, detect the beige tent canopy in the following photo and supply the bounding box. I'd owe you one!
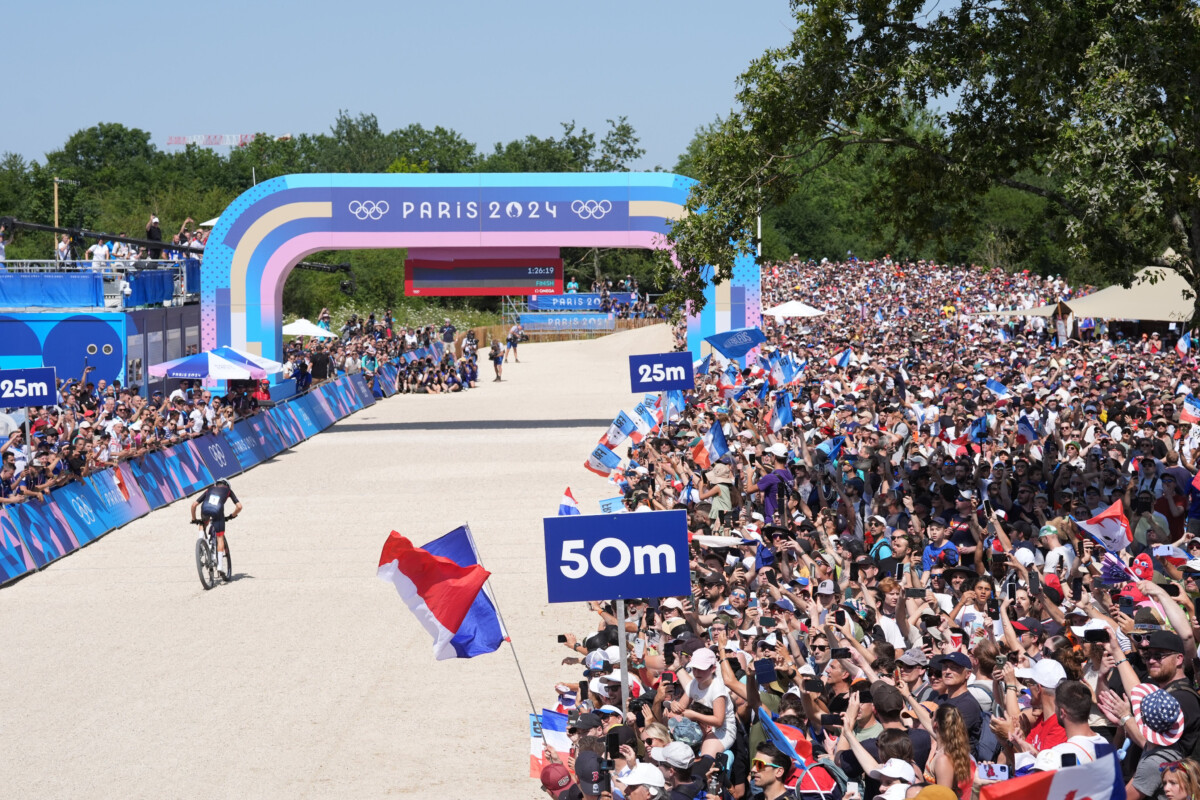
[972,268,1193,321]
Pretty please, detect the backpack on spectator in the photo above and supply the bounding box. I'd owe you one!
[973,710,1002,764]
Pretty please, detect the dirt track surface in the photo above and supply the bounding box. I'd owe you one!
[1,324,673,799]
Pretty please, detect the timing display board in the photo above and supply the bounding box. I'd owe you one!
[404,259,563,297]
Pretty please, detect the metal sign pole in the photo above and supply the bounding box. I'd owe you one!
[617,598,629,716]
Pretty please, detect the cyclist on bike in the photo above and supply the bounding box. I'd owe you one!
[191,478,242,578]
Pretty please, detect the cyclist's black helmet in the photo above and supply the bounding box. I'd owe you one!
[214,478,230,487]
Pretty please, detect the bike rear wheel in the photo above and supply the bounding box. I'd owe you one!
[220,538,232,582]
[196,537,215,590]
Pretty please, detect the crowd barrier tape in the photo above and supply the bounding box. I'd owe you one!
[0,370,391,587]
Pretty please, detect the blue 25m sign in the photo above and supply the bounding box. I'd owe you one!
[0,367,57,406]
[629,351,694,393]
[543,509,690,603]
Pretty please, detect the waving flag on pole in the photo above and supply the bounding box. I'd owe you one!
[694,354,712,376]
[968,415,990,442]
[634,401,662,435]
[1016,415,1039,445]
[1181,395,1200,424]
[985,378,1013,406]
[828,349,853,369]
[1073,500,1133,553]
[584,444,622,477]
[377,529,498,660]
[558,488,581,516]
[529,709,572,778]
[980,746,1123,800]
[691,422,729,470]
[664,390,686,421]
[815,435,845,461]
[772,392,794,433]
[1177,331,1192,358]
[599,411,637,449]
[420,524,508,659]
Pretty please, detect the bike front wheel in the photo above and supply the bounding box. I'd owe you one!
[196,537,215,590]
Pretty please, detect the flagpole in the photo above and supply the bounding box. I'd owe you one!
[461,523,549,747]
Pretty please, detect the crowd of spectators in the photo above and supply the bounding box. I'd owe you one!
[539,256,1200,800]
[0,306,480,504]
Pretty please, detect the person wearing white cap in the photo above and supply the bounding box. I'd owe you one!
[668,647,736,757]
[1031,679,1106,771]
[1012,658,1067,751]
[867,758,916,792]
[616,762,667,800]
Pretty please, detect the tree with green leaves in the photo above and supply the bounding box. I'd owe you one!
[663,0,1200,316]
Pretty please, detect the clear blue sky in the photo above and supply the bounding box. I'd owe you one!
[7,1,796,172]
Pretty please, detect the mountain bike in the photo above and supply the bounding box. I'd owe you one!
[192,518,232,590]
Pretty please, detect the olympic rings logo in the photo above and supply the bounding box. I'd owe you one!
[571,199,613,220]
[348,200,390,220]
[208,444,227,469]
[70,496,96,526]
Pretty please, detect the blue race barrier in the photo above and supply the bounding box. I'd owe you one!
[0,373,397,586]
[0,273,104,308]
[183,258,202,293]
[126,269,176,307]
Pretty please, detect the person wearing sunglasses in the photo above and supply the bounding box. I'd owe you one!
[749,742,792,800]
[1160,759,1200,800]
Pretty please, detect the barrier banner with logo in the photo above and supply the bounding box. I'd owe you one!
[288,395,324,439]
[130,441,214,509]
[321,380,356,419]
[2,498,81,568]
[268,405,305,448]
[85,463,152,531]
[348,373,376,408]
[45,481,112,546]
[224,421,264,471]
[194,434,241,482]
[305,389,338,429]
[0,511,34,583]
[247,413,288,458]
[526,292,633,311]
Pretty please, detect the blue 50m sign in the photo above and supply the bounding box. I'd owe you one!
[543,509,690,603]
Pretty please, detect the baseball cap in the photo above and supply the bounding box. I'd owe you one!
[621,763,666,789]
[598,704,622,718]
[933,652,972,670]
[1015,659,1067,689]
[817,580,836,596]
[569,712,601,732]
[897,649,929,667]
[769,598,796,613]
[574,751,609,795]
[1011,617,1045,637]
[661,597,684,610]
[766,442,788,458]
[540,763,573,796]
[870,684,905,716]
[688,647,718,671]
[1138,629,1185,653]
[650,741,695,770]
[869,758,917,784]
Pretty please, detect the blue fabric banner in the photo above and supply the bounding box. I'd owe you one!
[183,259,201,293]
[225,421,265,471]
[347,373,376,408]
[704,326,767,359]
[129,441,214,509]
[267,406,305,448]
[527,293,633,311]
[44,481,112,547]
[0,511,34,584]
[84,463,152,531]
[126,270,175,307]
[0,273,104,308]
[287,396,323,439]
[2,499,80,568]
[519,313,615,331]
[193,434,241,482]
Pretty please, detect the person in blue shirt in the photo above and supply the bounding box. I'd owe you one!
[922,518,961,572]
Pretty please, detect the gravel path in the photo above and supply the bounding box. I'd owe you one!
[0,323,672,799]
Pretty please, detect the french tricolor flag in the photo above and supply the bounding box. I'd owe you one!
[980,746,1123,800]
[377,528,506,660]
[1177,331,1191,358]
[985,378,1012,406]
[828,348,852,369]
[1016,415,1039,445]
[691,422,729,470]
[558,488,581,516]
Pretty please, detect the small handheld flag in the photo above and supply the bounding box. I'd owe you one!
[599,411,637,449]
[772,392,794,433]
[985,378,1012,405]
[1016,415,1039,445]
[1181,395,1200,424]
[584,444,622,477]
[1073,500,1133,553]
[558,488,581,516]
[1177,331,1191,358]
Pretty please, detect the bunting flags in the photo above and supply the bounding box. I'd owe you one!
[1073,500,1133,553]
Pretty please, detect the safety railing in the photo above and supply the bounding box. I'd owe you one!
[0,259,200,309]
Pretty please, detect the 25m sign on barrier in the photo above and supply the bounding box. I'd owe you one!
[628,352,694,393]
[543,509,690,602]
[0,367,57,406]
